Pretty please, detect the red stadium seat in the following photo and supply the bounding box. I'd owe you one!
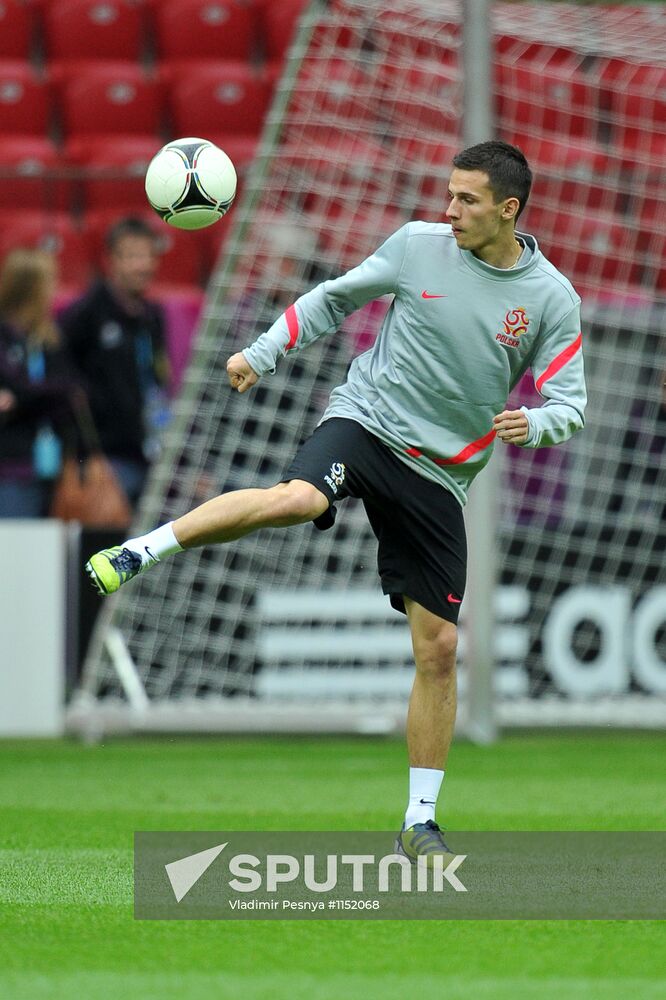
[0,210,92,290]
[154,0,257,62]
[0,136,69,211]
[317,204,406,269]
[600,59,666,133]
[64,135,160,212]
[281,133,390,203]
[373,10,460,62]
[281,134,399,227]
[259,0,309,62]
[165,61,272,136]
[43,0,144,62]
[393,135,460,220]
[0,0,36,59]
[289,58,376,130]
[306,18,357,61]
[613,129,666,177]
[496,59,600,141]
[526,206,642,291]
[54,62,164,138]
[495,36,577,67]
[600,59,666,174]
[144,222,206,289]
[504,133,623,213]
[0,62,52,135]
[375,55,460,139]
[84,208,205,289]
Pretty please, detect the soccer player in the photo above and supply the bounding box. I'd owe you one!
[86,141,586,861]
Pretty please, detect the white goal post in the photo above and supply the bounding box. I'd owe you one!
[69,0,666,739]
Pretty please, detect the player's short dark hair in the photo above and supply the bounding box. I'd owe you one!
[453,140,532,219]
[105,216,159,254]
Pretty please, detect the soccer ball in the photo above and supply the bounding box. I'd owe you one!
[144,137,237,230]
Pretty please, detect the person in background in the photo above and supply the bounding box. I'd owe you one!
[0,249,86,518]
[60,216,171,509]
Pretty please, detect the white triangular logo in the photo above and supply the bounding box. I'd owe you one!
[165,842,227,902]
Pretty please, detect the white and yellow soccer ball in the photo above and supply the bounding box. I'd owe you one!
[145,137,237,230]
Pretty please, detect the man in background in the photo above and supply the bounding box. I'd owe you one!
[60,217,170,508]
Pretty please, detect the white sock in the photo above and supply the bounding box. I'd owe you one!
[404,767,445,829]
[124,522,183,568]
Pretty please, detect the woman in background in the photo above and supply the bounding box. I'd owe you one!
[0,248,86,517]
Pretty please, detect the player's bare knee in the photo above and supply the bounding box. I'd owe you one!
[413,623,458,680]
[270,480,328,524]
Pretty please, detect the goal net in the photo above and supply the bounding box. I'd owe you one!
[71,0,666,737]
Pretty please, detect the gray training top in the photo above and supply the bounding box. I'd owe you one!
[243,221,587,507]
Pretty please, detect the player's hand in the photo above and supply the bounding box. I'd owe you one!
[226,353,259,393]
[493,409,529,445]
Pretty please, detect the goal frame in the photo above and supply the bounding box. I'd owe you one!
[69,0,666,740]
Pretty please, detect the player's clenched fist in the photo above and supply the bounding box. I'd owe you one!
[226,352,259,393]
[493,408,529,444]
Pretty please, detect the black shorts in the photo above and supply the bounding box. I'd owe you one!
[282,417,467,624]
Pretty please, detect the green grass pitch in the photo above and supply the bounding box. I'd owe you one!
[0,731,664,999]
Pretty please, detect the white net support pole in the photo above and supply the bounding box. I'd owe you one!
[462,0,499,744]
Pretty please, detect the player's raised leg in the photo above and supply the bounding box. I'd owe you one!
[85,480,329,595]
[396,596,458,861]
